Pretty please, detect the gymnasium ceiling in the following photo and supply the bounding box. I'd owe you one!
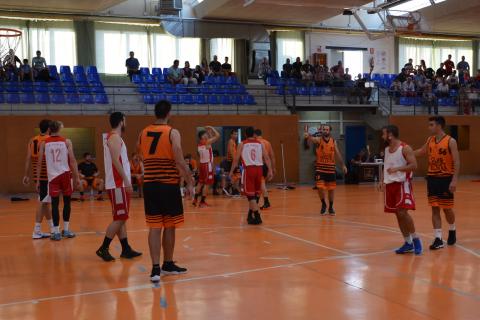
[0,0,126,13]
[193,0,372,26]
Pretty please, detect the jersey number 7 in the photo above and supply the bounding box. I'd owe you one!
[146,132,163,154]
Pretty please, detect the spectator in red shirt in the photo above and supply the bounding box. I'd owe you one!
[443,54,454,76]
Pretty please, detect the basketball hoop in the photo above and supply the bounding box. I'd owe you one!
[0,28,22,64]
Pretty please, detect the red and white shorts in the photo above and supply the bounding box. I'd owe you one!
[49,171,73,197]
[199,162,214,185]
[107,187,130,221]
[384,180,415,213]
[242,166,263,197]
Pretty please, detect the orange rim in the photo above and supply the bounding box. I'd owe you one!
[0,28,22,38]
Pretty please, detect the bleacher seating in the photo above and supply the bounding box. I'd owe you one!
[0,65,108,105]
[133,70,255,105]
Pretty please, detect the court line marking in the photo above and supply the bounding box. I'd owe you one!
[261,226,352,256]
[0,249,390,308]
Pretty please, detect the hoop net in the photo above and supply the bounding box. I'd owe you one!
[0,28,22,64]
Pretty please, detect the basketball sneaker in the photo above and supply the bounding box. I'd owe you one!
[120,248,142,259]
[413,238,423,255]
[62,230,76,238]
[79,195,87,202]
[247,212,256,225]
[222,188,231,196]
[260,201,271,210]
[32,231,50,239]
[199,201,209,208]
[395,242,414,254]
[192,199,198,207]
[150,266,161,282]
[254,212,263,224]
[96,195,104,201]
[96,247,115,262]
[328,207,336,216]
[161,261,187,275]
[447,230,456,246]
[429,238,444,250]
[50,232,62,241]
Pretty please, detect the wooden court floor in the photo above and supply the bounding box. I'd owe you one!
[0,180,478,320]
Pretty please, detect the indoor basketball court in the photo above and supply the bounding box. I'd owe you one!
[0,0,479,320]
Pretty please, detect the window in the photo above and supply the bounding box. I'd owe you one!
[153,36,200,68]
[210,38,234,71]
[343,50,364,79]
[276,31,304,68]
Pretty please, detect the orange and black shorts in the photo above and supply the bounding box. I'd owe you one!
[427,175,454,209]
[143,182,184,228]
[315,171,336,190]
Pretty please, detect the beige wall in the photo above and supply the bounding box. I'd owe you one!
[1,114,299,194]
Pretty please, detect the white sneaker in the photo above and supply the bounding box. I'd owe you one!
[32,231,50,239]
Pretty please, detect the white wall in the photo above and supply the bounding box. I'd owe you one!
[305,32,395,74]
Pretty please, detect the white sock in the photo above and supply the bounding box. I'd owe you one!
[434,229,443,239]
[34,222,41,232]
[47,219,53,227]
[404,235,413,244]
[63,221,70,231]
[411,232,418,239]
[449,224,456,231]
[54,226,60,233]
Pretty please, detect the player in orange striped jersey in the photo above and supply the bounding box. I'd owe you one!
[414,116,460,250]
[304,124,347,215]
[22,119,54,239]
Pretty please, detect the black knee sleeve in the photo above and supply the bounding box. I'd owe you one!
[51,196,60,226]
[63,195,71,222]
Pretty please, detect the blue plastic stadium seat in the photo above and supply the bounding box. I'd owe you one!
[183,94,194,104]
[34,82,49,93]
[75,73,87,83]
[48,66,59,79]
[73,66,85,75]
[64,85,77,94]
[245,95,256,105]
[132,74,143,84]
[6,93,20,104]
[201,86,212,94]
[87,73,101,83]
[140,67,150,76]
[49,85,63,93]
[275,87,285,95]
[80,94,94,104]
[0,94,4,103]
[51,94,66,104]
[78,85,91,94]
[21,93,35,103]
[208,95,219,105]
[234,95,244,105]
[195,94,206,104]
[6,82,19,93]
[91,85,106,94]
[137,84,149,94]
[60,66,72,74]
[214,86,226,94]
[36,93,50,104]
[21,82,34,92]
[153,94,166,102]
[176,84,187,94]
[164,84,175,94]
[66,94,80,104]
[95,94,109,104]
[152,68,162,76]
[221,95,232,105]
[162,68,169,76]
[143,94,155,104]
[86,66,98,75]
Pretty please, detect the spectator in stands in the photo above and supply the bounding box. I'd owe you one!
[330,61,345,80]
[181,61,197,86]
[456,56,470,83]
[401,77,416,97]
[167,59,182,86]
[201,58,210,75]
[436,63,446,78]
[404,58,414,73]
[125,51,140,81]
[425,66,435,81]
[422,84,437,114]
[354,73,371,104]
[436,78,450,97]
[209,55,222,76]
[32,50,49,81]
[395,68,408,83]
[282,58,292,78]
[193,65,205,84]
[314,65,328,86]
[475,70,480,82]
[3,49,22,81]
[303,60,313,73]
[20,59,33,82]
[300,63,313,85]
[0,60,5,81]
[448,70,459,90]
[414,67,425,83]
[389,79,402,103]
[344,68,352,81]
[221,57,232,76]
[443,54,454,76]
[258,57,272,84]
[292,57,302,79]
[419,59,427,72]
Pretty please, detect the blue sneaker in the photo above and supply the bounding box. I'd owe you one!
[413,238,423,255]
[62,230,76,238]
[50,232,61,241]
[395,242,414,254]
